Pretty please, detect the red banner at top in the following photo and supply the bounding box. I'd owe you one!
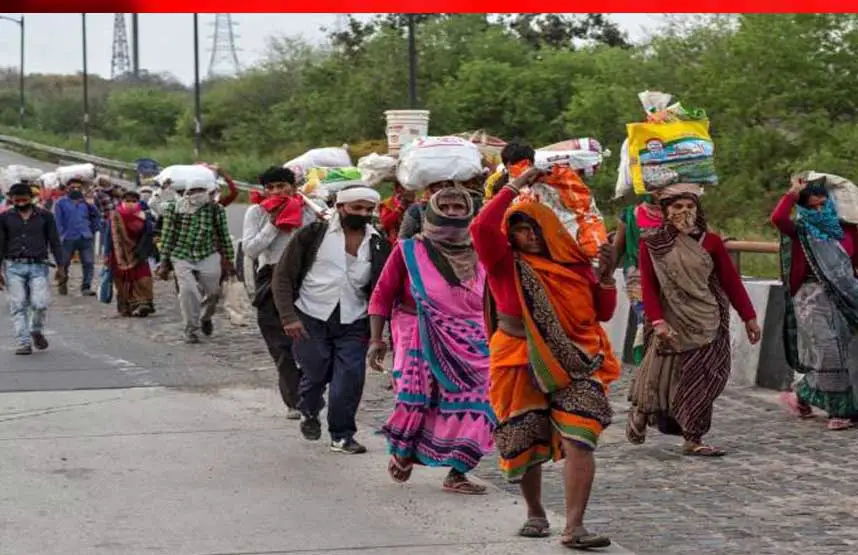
[7,2,858,12]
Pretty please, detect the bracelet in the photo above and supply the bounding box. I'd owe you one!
[651,319,665,326]
[503,184,521,195]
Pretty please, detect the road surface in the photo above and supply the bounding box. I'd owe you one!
[4,146,858,555]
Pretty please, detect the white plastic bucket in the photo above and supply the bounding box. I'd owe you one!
[385,109,430,155]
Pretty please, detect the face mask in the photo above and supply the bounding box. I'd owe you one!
[669,206,697,233]
[177,191,210,214]
[341,213,372,230]
[13,202,31,212]
[69,191,84,201]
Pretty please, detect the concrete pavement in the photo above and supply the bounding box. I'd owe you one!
[0,387,631,555]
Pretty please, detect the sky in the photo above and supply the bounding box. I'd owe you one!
[0,13,660,84]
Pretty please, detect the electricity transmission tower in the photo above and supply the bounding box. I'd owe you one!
[111,13,132,79]
[207,14,241,78]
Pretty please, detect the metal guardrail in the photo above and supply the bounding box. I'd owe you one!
[0,134,257,191]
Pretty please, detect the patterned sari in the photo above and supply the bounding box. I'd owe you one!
[782,229,858,417]
[489,201,619,483]
[108,205,155,317]
[381,238,495,473]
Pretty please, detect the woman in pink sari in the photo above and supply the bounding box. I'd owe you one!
[368,187,495,494]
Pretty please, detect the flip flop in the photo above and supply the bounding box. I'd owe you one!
[387,457,413,483]
[518,517,550,538]
[683,444,726,457]
[560,526,612,550]
[442,476,487,495]
[827,418,854,431]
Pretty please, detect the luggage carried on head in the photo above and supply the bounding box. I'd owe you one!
[396,136,483,191]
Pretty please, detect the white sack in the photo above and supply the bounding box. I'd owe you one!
[284,146,352,184]
[155,165,217,192]
[613,138,634,199]
[357,153,397,186]
[396,136,482,191]
[39,172,61,190]
[56,163,96,185]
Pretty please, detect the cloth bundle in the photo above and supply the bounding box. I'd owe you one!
[284,146,352,184]
[510,160,608,260]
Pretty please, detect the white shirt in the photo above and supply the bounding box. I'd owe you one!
[295,213,377,325]
[241,203,317,268]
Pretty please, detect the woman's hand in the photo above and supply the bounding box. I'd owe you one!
[789,175,807,196]
[745,319,762,344]
[653,320,678,348]
[509,167,546,192]
[597,243,616,283]
[367,339,388,373]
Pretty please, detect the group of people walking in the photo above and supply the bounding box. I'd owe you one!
[3,141,858,549]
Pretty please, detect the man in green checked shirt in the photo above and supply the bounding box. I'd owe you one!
[156,183,235,344]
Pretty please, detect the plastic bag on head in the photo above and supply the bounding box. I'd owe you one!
[357,153,397,187]
[396,136,482,191]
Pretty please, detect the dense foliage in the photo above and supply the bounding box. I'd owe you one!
[3,13,858,256]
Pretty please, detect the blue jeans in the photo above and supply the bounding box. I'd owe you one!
[3,262,51,346]
[292,306,370,442]
[62,237,95,291]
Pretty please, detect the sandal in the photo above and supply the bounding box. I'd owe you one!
[560,526,612,550]
[682,443,726,457]
[625,411,646,445]
[518,516,551,538]
[442,473,487,495]
[778,391,814,419]
[387,456,413,483]
[827,418,854,431]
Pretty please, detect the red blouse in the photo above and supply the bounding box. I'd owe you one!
[470,186,616,322]
[639,232,757,323]
[770,192,858,296]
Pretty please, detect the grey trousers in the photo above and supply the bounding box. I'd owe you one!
[174,253,222,335]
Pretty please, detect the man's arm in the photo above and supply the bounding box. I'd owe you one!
[43,211,64,266]
[272,226,312,326]
[242,205,279,261]
[54,199,67,239]
[158,204,177,264]
[213,205,235,263]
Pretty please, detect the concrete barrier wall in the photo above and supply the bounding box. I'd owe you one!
[602,271,794,391]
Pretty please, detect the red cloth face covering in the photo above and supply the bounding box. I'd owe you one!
[261,194,305,232]
[249,190,265,204]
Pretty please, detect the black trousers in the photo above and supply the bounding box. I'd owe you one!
[255,265,302,409]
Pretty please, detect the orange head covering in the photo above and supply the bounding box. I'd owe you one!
[502,199,589,266]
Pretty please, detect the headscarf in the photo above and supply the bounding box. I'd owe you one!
[797,198,844,242]
[502,200,590,266]
[261,193,306,232]
[335,186,380,205]
[420,187,477,286]
[645,192,708,257]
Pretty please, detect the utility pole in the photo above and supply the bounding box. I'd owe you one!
[131,13,140,78]
[407,14,417,109]
[82,13,91,154]
[0,15,25,127]
[193,13,202,159]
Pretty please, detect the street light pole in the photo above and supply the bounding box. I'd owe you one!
[407,14,417,109]
[0,15,25,127]
[82,13,91,154]
[131,13,140,78]
[193,13,202,160]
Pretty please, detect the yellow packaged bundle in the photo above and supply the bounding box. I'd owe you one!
[627,119,717,195]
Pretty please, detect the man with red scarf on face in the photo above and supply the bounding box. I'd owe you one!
[378,181,415,246]
[242,166,320,420]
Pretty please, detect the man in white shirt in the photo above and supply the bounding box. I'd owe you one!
[242,167,317,420]
[272,185,389,455]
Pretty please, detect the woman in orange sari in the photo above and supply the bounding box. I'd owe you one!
[471,167,619,549]
[105,190,156,317]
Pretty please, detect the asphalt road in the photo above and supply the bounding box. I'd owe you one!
[0,147,255,394]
